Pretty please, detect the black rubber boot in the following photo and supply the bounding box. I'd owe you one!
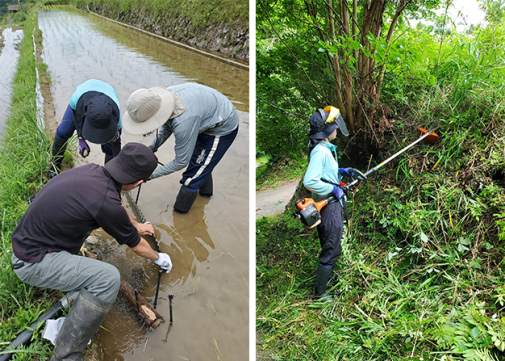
[314,264,334,302]
[104,153,113,165]
[174,186,198,214]
[51,137,67,176]
[50,289,112,361]
[199,175,213,197]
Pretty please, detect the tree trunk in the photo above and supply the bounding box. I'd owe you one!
[328,0,346,116]
[340,0,355,133]
[376,0,408,99]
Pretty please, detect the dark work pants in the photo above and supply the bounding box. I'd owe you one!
[317,200,344,265]
[55,105,121,161]
[180,126,238,190]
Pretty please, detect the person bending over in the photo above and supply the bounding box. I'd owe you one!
[122,83,239,213]
[51,79,122,176]
[12,142,172,360]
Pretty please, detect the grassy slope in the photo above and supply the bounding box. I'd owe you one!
[257,25,505,361]
[0,5,65,360]
[68,0,248,28]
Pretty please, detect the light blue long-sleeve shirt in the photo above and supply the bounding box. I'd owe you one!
[303,141,341,202]
[68,79,122,127]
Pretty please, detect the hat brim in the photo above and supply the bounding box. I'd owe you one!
[104,142,158,184]
[309,123,338,140]
[104,159,139,184]
[82,117,118,144]
[122,87,176,135]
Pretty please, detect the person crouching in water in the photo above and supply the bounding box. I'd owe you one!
[303,106,358,302]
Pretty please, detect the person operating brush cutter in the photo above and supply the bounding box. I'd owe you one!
[122,83,239,214]
[11,143,172,361]
[303,106,363,302]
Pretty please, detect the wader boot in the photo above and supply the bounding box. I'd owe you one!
[314,263,334,302]
[199,175,213,197]
[50,137,67,178]
[104,153,113,165]
[51,289,113,361]
[174,186,198,214]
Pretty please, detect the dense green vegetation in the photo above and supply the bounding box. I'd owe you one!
[0,5,66,359]
[68,0,248,28]
[0,0,30,25]
[257,1,505,360]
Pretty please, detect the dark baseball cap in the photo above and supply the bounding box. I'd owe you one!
[82,94,119,144]
[104,142,158,184]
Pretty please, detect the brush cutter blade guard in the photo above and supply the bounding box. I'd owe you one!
[418,127,439,144]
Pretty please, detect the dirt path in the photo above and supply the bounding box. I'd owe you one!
[255,179,300,218]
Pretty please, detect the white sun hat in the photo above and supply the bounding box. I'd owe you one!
[122,87,185,135]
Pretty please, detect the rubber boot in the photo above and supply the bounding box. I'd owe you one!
[199,175,213,197]
[104,153,113,165]
[50,137,67,177]
[314,264,334,302]
[174,186,198,214]
[50,289,113,361]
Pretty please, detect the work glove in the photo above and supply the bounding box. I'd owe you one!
[78,138,90,157]
[331,185,345,200]
[339,167,354,178]
[154,252,172,273]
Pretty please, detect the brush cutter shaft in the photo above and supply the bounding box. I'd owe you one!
[346,129,437,189]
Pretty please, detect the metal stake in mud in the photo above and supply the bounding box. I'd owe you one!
[135,183,142,204]
[134,288,140,314]
[169,293,174,325]
[153,269,163,309]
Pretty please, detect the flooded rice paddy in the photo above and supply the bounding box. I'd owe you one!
[0,27,24,141]
[38,8,248,360]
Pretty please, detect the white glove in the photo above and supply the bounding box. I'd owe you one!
[154,252,172,273]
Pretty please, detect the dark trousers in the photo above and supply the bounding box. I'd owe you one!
[55,105,121,160]
[180,126,238,190]
[317,200,344,265]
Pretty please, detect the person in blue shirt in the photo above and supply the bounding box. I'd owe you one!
[303,106,359,302]
[51,79,122,176]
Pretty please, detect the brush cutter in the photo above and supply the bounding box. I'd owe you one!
[294,128,439,229]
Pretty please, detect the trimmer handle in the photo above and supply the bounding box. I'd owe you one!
[349,168,367,183]
[340,168,367,194]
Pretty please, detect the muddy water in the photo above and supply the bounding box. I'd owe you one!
[0,28,23,141]
[38,9,249,361]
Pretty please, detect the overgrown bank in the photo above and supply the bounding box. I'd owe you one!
[69,0,249,62]
[0,5,63,360]
[257,7,505,361]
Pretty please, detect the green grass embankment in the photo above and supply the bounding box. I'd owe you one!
[70,0,248,29]
[0,5,64,360]
[257,125,505,361]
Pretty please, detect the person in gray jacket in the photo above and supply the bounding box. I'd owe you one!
[123,83,239,213]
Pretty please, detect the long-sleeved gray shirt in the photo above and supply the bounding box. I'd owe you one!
[150,83,239,178]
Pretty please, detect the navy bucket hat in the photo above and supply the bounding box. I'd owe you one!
[82,94,119,144]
